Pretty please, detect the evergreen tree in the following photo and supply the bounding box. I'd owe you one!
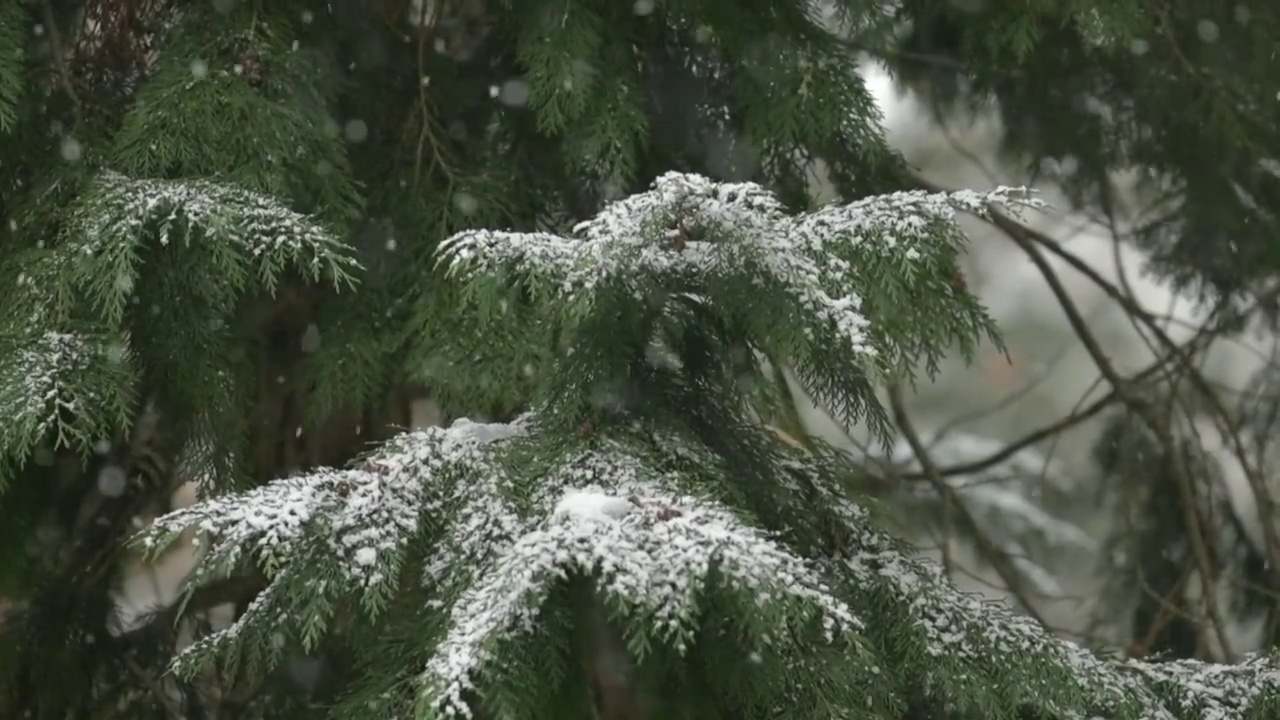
[0,1,1277,719]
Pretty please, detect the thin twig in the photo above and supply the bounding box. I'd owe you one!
[982,196,1280,585]
[888,381,1051,628]
[123,654,185,718]
[967,198,1238,660]
[905,334,1199,480]
[40,0,81,123]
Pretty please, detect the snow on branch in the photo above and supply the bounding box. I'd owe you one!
[1,332,100,440]
[420,488,863,718]
[770,440,1280,717]
[145,407,1280,718]
[1126,655,1280,720]
[438,172,1034,442]
[440,172,1037,359]
[838,526,1161,714]
[61,171,360,322]
[0,329,135,482]
[147,416,867,715]
[831,487,1280,719]
[145,417,528,609]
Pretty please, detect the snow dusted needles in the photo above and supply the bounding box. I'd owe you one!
[422,483,863,718]
[440,171,1037,360]
[133,173,1280,719]
[147,415,872,718]
[439,172,1030,437]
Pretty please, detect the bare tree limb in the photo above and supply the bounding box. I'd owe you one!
[904,330,1205,480]
[887,381,1051,628]
[979,190,1280,587]
[957,193,1238,660]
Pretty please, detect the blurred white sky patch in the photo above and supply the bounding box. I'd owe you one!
[858,62,902,129]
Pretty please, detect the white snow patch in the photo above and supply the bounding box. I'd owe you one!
[553,489,635,522]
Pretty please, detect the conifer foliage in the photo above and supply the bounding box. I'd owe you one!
[145,174,1027,718]
[0,0,1276,718]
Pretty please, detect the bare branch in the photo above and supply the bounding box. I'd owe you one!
[954,186,1238,660]
[887,381,1051,628]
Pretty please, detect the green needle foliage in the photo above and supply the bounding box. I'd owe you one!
[0,0,1275,718]
[143,176,1279,720]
